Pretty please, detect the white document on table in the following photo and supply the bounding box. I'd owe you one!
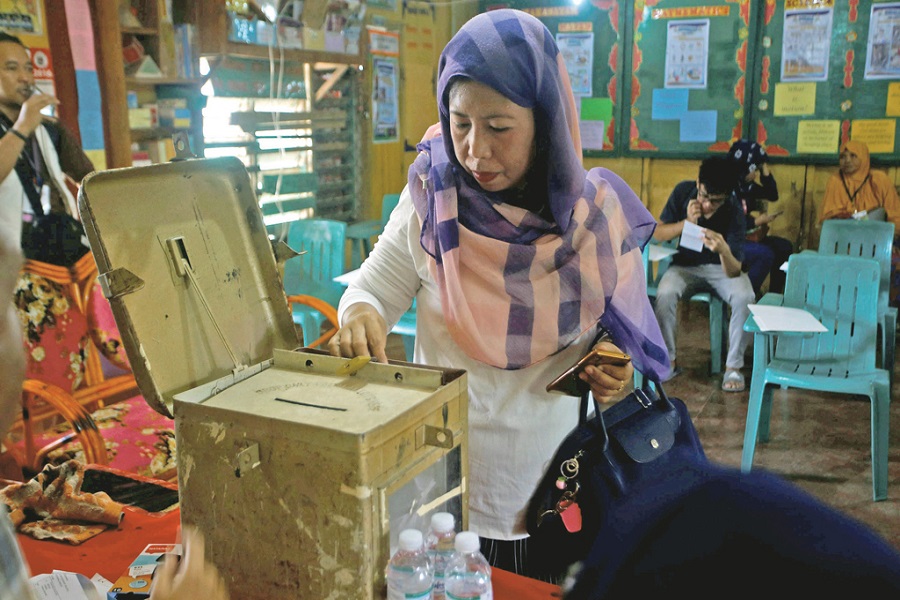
[748,304,827,333]
[647,244,678,262]
[679,221,705,252]
[30,571,103,600]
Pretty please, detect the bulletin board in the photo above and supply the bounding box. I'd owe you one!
[750,0,900,163]
[482,0,625,155]
[624,0,759,158]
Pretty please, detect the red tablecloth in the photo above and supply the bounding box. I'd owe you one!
[20,509,560,599]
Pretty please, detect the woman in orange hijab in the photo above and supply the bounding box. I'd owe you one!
[821,140,900,307]
[821,140,900,228]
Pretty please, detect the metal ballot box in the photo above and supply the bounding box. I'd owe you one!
[78,157,468,599]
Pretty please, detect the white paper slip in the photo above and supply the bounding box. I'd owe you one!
[748,304,827,332]
[30,571,103,600]
[679,220,705,252]
[333,268,360,287]
[648,243,678,262]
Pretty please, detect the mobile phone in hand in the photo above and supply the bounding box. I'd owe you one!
[546,348,631,396]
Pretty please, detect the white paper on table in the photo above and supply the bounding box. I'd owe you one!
[30,571,102,600]
[748,304,827,332]
[679,220,705,252]
[90,573,113,595]
[647,244,678,262]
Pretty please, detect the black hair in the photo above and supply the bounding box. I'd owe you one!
[0,32,25,48]
[698,156,738,196]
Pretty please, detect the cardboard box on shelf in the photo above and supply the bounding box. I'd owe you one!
[128,107,155,129]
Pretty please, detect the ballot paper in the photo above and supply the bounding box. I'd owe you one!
[647,243,678,262]
[679,221,705,252]
[748,304,827,333]
[30,570,105,600]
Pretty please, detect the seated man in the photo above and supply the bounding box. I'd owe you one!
[653,156,755,392]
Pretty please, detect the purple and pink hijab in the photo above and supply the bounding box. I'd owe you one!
[408,9,669,380]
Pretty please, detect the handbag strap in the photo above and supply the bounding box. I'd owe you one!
[578,380,675,449]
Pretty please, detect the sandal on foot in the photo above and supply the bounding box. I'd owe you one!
[722,370,745,392]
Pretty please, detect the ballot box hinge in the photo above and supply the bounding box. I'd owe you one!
[98,268,145,299]
[166,236,244,371]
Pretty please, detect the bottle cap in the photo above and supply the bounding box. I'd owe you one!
[398,529,424,551]
[431,512,455,533]
[454,531,480,553]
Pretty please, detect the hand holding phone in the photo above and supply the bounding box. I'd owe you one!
[546,347,631,396]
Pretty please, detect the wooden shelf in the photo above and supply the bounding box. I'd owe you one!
[204,42,362,66]
[130,126,192,141]
[126,76,206,86]
[121,27,158,35]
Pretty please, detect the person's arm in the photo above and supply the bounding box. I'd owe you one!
[56,122,94,182]
[756,163,779,202]
[329,187,421,362]
[703,229,743,277]
[0,94,59,185]
[653,181,697,242]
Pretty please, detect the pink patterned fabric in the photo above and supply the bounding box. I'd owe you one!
[15,272,89,393]
[87,282,130,371]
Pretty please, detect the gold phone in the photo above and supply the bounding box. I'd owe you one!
[546,348,631,396]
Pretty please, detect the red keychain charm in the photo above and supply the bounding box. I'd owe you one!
[560,500,582,533]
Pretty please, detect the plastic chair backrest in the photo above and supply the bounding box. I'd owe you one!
[282,218,347,305]
[381,193,401,227]
[818,219,895,310]
[777,253,880,370]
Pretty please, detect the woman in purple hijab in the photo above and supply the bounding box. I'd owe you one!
[330,9,667,581]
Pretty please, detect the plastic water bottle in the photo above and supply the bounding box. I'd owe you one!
[386,529,434,600]
[425,512,456,600]
[444,531,492,600]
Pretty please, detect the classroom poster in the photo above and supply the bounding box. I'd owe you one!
[0,0,43,35]
[372,57,399,143]
[664,20,709,89]
[781,8,832,82]
[865,3,900,80]
[556,32,593,97]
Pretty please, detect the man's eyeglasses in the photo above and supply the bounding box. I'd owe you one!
[697,188,728,204]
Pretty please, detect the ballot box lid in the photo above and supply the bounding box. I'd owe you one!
[78,157,300,417]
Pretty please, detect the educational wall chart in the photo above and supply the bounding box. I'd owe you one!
[753,0,900,161]
[486,0,900,161]
[628,0,751,156]
[492,0,624,154]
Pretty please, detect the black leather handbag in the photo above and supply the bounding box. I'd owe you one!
[525,383,705,577]
[21,211,90,267]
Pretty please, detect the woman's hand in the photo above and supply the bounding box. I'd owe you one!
[578,340,634,404]
[327,301,390,363]
[149,527,229,600]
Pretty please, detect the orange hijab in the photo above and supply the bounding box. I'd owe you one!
[821,140,900,227]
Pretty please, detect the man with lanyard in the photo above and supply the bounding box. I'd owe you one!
[652,155,755,393]
[0,32,93,263]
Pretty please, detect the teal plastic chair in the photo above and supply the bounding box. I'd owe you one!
[345,193,402,269]
[741,253,890,501]
[818,219,897,390]
[282,218,348,347]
